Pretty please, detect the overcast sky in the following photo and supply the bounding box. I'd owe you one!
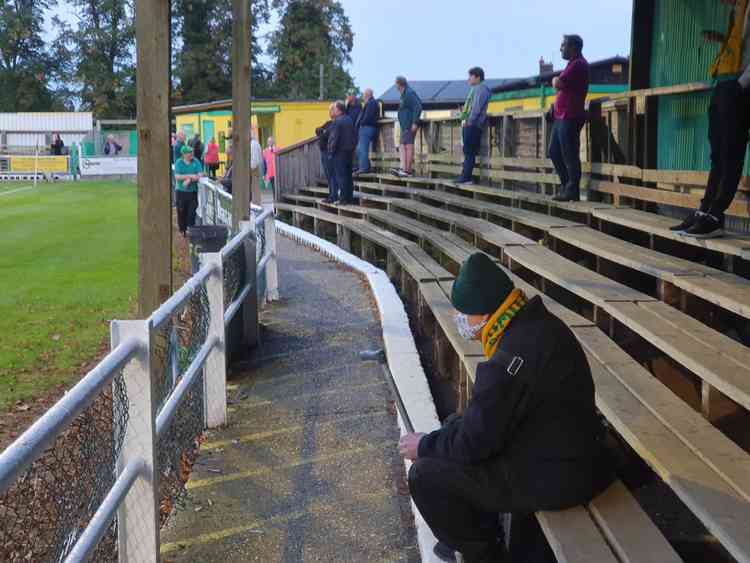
[50,0,634,98]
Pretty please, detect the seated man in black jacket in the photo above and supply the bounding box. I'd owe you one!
[399,253,611,563]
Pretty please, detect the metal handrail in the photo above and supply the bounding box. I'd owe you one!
[63,459,145,563]
[224,283,252,327]
[0,337,141,494]
[155,336,218,437]
[220,222,253,259]
[149,262,216,330]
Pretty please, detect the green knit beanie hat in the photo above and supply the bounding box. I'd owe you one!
[451,253,515,315]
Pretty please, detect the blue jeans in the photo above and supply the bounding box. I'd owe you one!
[357,126,377,172]
[321,151,338,200]
[549,119,585,195]
[333,150,354,202]
[461,125,482,181]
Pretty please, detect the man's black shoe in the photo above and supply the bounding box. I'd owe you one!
[390,167,403,176]
[321,197,333,204]
[433,541,457,562]
[453,177,473,185]
[669,211,700,233]
[683,213,724,239]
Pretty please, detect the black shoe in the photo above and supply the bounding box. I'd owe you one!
[434,541,457,562]
[399,170,414,178]
[669,211,700,233]
[390,167,403,176]
[321,197,333,204]
[683,213,724,238]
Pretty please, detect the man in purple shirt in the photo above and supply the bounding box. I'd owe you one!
[549,35,589,202]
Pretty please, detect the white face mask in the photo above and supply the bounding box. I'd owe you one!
[455,313,487,341]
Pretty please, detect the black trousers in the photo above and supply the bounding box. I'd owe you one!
[702,80,750,222]
[462,125,482,181]
[333,150,354,203]
[176,190,198,234]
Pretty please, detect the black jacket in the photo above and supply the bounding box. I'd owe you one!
[357,98,380,129]
[346,99,361,129]
[316,120,333,153]
[328,115,357,155]
[418,296,609,510]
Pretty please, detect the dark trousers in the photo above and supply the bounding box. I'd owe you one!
[357,125,377,172]
[321,151,338,200]
[176,190,198,234]
[333,150,354,203]
[207,163,219,180]
[702,80,750,222]
[461,125,482,181]
[549,119,585,196]
[409,457,555,562]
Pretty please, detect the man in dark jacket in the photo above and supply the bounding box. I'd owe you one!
[455,67,491,185]
[316,103,338,203]
[346,95,362,132]
[399,253,610,563]
[328,100,357,205]
[355,88,379,175]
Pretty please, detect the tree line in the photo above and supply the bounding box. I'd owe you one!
[0,0,356,117]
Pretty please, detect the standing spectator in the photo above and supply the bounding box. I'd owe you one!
[549,35,589,202]
[192,134,204,164]
[103,135,123,156]
[670,2,750,238]
[50,133,64,156]
[221,147,233,194]
[392,76,423,178]
[174,145,204,235]
[317,104,338,203]
[455,67,491,185]
[346,94,362,132]
[328,100,357,205]
[173,131,186,163]
[263,137,277,193]
[204,137,220,179]
[355,89,380,176]
[170,134,177,164]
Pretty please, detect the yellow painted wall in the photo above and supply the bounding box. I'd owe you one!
[10,155,68,173]
[488,92,617,114]
[271,102,331,148]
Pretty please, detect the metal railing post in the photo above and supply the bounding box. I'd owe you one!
[264,212,279,302]
[202,253,227,428]
[241,219,259,349]
[110,320,159,563]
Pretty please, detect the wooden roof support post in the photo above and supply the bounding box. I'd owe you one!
[232,0,251,230]
[136,0,172,317]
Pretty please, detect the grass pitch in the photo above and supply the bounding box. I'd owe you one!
[0,180,137,411]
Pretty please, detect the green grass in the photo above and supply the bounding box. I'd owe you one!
[0,180,138,411]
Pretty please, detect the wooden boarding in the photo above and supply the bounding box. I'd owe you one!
[593,207,750,260]
[274,202,348,226]
[537,507,619,563]
[283,193,320,206]
[605,300,750,412]
[574,326,750,503]
[673,272,750,320]
[584,346,750,563]
[587,480,683,563]
[390,244,455,283]
[503,245,654,306]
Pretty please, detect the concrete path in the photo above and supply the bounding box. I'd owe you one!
[161,235,420,563]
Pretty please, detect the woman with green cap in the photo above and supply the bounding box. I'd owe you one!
[399,252,611,563]
[174,144,204,235]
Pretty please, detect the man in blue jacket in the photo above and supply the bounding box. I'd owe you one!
[399,253,611,562]
[355,88,380,175]
[328,100,357,205]
[455,67,491,185]
[392,76,423,178]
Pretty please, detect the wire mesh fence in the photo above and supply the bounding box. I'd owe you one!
[0,370,129,563]
[223,245,247,311]
[153,284,210,524]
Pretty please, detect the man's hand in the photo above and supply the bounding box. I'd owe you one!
[411,124,418,133]
[183,179,192,188]
[552,76,561,90]
[461,120,467,128]
[399,432,426,460]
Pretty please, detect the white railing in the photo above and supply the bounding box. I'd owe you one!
[0,209,278,562]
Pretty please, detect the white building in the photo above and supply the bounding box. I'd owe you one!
[0,113,93,154]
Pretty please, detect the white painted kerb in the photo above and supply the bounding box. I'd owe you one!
[276,221,443,563]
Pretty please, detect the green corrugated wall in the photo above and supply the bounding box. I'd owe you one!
[650,0,734,171]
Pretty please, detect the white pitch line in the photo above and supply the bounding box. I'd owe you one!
[0,186,33,197]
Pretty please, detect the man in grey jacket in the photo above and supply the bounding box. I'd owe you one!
[455,67,491,185]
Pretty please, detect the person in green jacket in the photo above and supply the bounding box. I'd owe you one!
[174,144,204,235]
[392,76,423,178]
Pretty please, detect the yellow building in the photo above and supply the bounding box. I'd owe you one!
[173,99,333,164]
[487,85,628,114]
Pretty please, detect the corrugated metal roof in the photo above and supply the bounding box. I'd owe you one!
[0,113,93,132]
